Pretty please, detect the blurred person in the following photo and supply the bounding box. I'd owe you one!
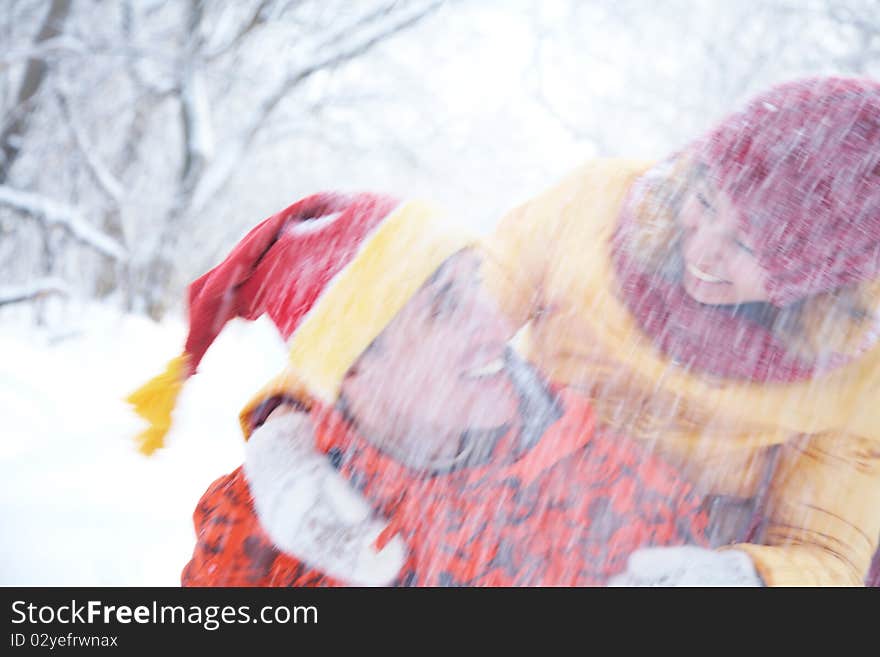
[478,76,880,586]
[131,196,713,586]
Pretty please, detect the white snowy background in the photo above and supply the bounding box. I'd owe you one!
[0,301,295,584]
[2,0,878,584]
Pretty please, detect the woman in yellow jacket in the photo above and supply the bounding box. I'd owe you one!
[479,76,880,586]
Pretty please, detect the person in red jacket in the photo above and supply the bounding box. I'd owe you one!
[130,196,719,586]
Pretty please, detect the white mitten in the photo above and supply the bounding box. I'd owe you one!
[243,408,407,586]
[607,546,763,587]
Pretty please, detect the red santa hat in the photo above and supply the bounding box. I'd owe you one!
[126,192,398,454]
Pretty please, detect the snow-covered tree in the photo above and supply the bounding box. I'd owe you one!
[1,0,442,319]
[1,0,877,323]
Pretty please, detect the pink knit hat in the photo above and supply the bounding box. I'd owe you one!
[695,76,880,307]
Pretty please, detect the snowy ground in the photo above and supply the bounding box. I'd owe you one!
[0,302,287,585]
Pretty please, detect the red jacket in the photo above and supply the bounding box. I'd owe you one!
[182,389,710,586]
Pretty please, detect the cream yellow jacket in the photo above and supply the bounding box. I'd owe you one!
[478,159,880,586]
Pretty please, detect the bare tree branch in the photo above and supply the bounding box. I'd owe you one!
[0,41,179,68]
[0,277,70,308]
[0,186,127,260]
[0,0,72,183]
[204,0,273,62]
[179,68,214,194]
[291,1,444,90]
[55,91,125,205]
[189,0,443,216]
[0,35,88,65]
[313,1,400,52]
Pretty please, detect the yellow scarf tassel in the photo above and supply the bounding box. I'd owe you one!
[125,353,189,455]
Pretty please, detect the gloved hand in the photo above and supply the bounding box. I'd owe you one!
[243,406,406,586]
[607,546,764,587]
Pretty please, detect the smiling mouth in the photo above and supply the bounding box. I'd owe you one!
[463,356,506,379]
[686,263,728,284]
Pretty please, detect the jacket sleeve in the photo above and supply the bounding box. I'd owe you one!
[478,199,549,329]
[478,159,644,337]
[239,367,317,439]
[727,431,880,586]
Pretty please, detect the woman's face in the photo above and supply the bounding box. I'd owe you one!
[678,176,771,306]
